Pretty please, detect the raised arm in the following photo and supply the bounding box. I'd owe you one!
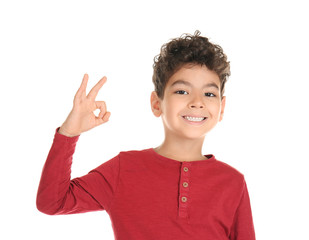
[36,74,117,215]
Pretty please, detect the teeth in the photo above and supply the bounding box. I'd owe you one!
[184,116,205,122]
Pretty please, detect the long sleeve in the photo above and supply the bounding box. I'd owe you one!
[229,180,256,240]
[36,127,120,215]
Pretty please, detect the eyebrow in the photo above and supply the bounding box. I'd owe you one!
[170,79,219,90]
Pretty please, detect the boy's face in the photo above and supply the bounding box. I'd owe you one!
[151,64,226,140]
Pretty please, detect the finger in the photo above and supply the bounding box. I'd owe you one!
[102,111,111,122]
[95,112,111,126]
[75,73,88,100]
[87,76,107,100]
[95,101,107,119]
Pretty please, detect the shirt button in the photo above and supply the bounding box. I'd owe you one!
[183,182,188,187]
[181,196,187,202]
[183,167,188,172]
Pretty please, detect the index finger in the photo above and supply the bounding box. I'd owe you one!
[75,73,89,100]
[87,76,107,100]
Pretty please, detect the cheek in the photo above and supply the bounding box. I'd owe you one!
[163,106,177,121]
[161,100,181,121]
[207,103,221,117]
[162,98,178,113]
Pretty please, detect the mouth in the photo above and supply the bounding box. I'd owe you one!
[182,115,207,122]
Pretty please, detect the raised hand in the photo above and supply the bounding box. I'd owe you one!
[58,74,111,137]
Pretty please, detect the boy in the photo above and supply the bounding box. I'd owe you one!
[37,31,255,240]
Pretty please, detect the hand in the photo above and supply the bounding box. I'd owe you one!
[58,74,111,137]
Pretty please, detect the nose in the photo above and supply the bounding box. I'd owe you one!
[189,94,205,109]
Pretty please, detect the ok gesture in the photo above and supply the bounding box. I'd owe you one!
[59,74,111,137]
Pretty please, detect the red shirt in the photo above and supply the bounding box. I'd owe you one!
[37,127,255,240]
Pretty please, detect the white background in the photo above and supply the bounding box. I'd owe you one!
[1,0,308,239]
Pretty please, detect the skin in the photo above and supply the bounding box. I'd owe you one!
[150,64,226,162]
[59,65,225,163]
[59,74,111,137]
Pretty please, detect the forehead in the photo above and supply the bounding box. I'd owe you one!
[166,64,220,88]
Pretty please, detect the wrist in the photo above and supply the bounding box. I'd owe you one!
[58,127,80,137]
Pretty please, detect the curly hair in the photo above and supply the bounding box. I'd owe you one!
[152,30,230,99]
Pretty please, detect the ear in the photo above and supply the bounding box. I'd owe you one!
[150,91,162,117]
[219,96,226,122]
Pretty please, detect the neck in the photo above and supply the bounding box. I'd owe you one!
[154,135,207,162]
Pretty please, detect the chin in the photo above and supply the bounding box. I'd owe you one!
[179,132,208,141]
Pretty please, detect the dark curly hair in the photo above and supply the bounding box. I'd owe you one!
[152,30,230,99]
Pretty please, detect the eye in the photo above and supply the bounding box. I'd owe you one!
[175,90,188,95]
[205,92,216,97]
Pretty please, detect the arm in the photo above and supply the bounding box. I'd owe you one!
[36,74,113,215]
[36,127,120,215]
[229,180,256,240]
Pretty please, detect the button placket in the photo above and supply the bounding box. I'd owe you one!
[178,162,191,219]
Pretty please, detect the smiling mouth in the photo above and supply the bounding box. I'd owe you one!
[182,116,207,122]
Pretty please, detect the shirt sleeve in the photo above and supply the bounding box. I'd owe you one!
[229,179,256,240]
[36,127,120,215]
